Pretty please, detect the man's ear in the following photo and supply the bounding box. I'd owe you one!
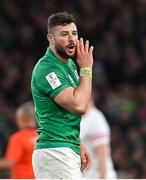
[47,33,54,44]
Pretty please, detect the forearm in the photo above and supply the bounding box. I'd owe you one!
[96,145,106,179]
[98,156,106,179]
[73,75,92,113]
[55,73,92,115]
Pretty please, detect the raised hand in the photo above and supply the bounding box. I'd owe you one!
[76,38,94,68]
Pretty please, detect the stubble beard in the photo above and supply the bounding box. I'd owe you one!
[55,42,76,59]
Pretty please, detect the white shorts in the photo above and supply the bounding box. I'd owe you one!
[32,147,83,179]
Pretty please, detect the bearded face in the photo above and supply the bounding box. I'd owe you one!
[54,38,77,59]
[49,23,78,60]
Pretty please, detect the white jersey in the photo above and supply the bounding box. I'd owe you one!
[80,107,117,179]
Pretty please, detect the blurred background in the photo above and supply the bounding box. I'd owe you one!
[0,0,146,178]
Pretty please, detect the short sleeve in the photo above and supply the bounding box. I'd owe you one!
[86,110,110,147]
[6,134,23,162]
[36,66,71,99]
[92,112,110,147]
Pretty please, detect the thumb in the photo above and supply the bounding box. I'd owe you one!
[81,153,86,163]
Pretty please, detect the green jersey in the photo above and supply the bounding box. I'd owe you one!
[31,48,81,154]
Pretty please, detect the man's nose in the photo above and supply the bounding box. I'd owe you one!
[68,34,74,41]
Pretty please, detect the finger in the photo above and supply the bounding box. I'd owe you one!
[80,150,86,163]
[80,38,84,53]
[81,157,86,164]
[76,39,80,54]
[85,160,90,171]
[82,162,90,172]
[85,40,89,53]
[81,161,90,172]
[80,153,86,171]
[81,155,91,172]
[87,154,91,167]
[89,45,94,55]
[76,39,79,50]
[81,162,87,171]
[83,166,89,172]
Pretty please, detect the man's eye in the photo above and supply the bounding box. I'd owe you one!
[61,33,67,36]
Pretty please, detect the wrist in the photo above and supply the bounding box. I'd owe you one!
[80,67,92,77]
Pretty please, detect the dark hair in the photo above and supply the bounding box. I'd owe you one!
[48,11,76,32]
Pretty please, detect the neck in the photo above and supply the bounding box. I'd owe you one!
[50,46,69,64]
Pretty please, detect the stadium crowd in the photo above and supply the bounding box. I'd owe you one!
[0,0,146,178]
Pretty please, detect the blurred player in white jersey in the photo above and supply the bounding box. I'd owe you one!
[80,92,117,179]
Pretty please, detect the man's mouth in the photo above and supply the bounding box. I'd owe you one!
[67,44,75,52]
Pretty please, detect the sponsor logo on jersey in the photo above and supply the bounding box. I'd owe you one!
[46,72,61,89]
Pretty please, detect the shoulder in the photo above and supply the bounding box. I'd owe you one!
[83,107,103,122]
[84,107,110,131]
[32,58,64,83]
[33,57,53,76]
[95,109,110,132]
[91,108,107,123]
[10,129,37,142]
[8,130,24,143]
[13,129,27,136]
